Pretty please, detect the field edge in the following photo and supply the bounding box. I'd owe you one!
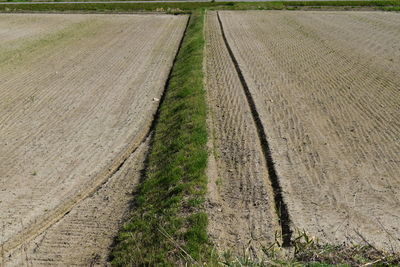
[1,1,400,13]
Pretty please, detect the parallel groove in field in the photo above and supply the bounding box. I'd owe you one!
[216,11,292,247]
[218,11,400,251]
[0,13,188,260]
[6,137,151,266]
[205,11,279,255]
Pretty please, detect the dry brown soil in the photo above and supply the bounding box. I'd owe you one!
[205,11,279,257]
[5,137,150,266]
[207,10,400,253]
[0,13,187,264]
[0,14,91,47]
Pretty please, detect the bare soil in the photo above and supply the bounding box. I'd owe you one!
[208,10,400,252]
[205,11,279,257]
[0,13,187,262]
[0,14,87,50]
[5,136,150,266]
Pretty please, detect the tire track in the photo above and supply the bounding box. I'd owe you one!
[205,11,279,256]
[216,11,292,247]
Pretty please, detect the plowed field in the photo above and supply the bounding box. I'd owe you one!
[0,13,187,263]
[206,10,400,252]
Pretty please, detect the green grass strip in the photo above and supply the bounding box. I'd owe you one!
[282,0,400,6]
[1,1,399,13]
[111,10,209,266]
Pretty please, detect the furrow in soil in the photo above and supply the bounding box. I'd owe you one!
[205,11,280,256]
[218,10,400,251]
[4,136,150,267]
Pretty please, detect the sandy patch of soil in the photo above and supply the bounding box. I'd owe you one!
[0,13,187,260]
[215,10,400,252]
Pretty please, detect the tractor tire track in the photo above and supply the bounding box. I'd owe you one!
[205,10,282,257]
[215,11,292,247]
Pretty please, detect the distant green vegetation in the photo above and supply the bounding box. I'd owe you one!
[283,0,400,6]
[1,1,399,13]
